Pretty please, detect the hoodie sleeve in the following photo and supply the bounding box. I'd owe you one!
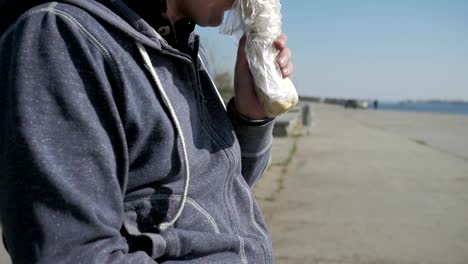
[0,9,159,263]
[227,98,275,187]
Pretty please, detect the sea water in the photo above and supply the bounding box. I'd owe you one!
[376,102,468,116]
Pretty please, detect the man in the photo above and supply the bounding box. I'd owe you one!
[0,0,293,262]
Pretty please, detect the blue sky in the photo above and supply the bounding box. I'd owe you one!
[197,0,468,101]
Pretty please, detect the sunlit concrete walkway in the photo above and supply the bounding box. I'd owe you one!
[257,104,468,264]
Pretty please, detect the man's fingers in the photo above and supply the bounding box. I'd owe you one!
[281,61,293,78]
[276,47,291,67]
[241,33,293,78]
[275,34,288,47]
[274,34,288,49]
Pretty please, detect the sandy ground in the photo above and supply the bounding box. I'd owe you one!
[256,104,468,264]
[1,104,468,263]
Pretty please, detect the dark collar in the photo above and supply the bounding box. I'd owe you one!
[122,0,195,52]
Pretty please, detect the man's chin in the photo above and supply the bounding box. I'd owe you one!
[195,13,224,28]
[208,13,224,27]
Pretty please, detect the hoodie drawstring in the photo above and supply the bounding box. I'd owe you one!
[136,42,190,231]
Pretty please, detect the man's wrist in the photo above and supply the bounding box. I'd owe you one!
[227,98,274,126]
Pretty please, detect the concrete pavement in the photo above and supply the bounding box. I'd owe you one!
[256,104,468,264]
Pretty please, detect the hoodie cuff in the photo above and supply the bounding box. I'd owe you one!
[227,98,275,157]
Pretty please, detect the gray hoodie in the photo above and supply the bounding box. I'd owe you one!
[0,0,275,263]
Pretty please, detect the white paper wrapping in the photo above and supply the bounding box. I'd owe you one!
[221,0,298,117]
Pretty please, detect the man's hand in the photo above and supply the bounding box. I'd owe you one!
[234,33,294,119]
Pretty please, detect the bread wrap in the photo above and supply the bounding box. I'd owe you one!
[222,0,299,117]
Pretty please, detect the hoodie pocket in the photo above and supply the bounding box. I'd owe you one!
[122,194,221,258]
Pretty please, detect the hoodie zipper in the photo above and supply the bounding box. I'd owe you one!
[189,37,239,235]
[190,36,206,104]
[189,36,271,263]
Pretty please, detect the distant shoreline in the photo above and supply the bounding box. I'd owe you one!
[375,101,468,116]
[299,96,468,115]
[397,100,468,105]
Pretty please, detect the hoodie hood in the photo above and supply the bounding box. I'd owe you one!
[0,0,164,50]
